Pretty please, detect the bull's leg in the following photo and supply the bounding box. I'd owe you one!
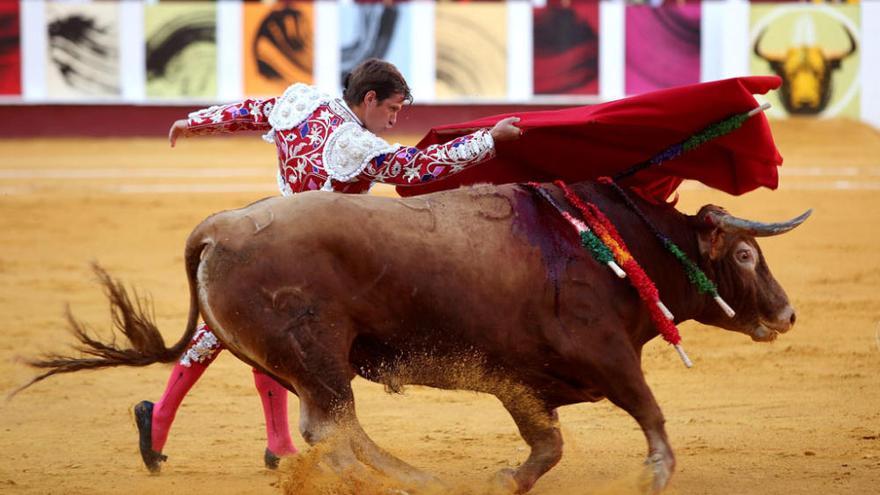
[495,400,563,494]
[347,423,442,487]
[260,324,440,490]
[291,369,441,490]
[294,395,371,478]
[599,362,675,493]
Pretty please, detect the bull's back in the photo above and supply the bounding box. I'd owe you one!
[203,187,532,265]
[196,187,550,324]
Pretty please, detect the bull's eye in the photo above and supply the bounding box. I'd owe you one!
[732,241,758,270]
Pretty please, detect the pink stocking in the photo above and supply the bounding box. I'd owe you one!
[151,325,221,452]
[253,369,298,456]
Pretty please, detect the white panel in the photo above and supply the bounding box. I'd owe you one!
[722,0,750,79]
[21,0,47,100]
[507,0,532,101]
[314,0,340,95]
[700,0,725,82]
[216,1,242,101]
[409,0,435,102]
[862,0,880,129]
[599,0,625,100]
[119,1,145,102]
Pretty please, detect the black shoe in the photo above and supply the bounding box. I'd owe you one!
[264,448,281,470]
[134,400,167,473]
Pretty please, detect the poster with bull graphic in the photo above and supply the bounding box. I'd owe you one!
[625,2,701,96]
[145,2,217,99]
[0,2,20,96]
[45,1,121,99]
[339,2,412,95]
[243,1,314,98]
[435,2,507,100]
[750,3,860,119]
[532,0,599,96]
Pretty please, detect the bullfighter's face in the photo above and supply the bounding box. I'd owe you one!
[362,91,406,135]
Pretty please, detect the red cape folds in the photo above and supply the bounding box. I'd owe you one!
[398,76,783,202]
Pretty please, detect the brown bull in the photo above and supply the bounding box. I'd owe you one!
[754,25,857,115]
[23,181,809,493]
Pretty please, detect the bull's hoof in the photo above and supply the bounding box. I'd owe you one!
[264,448,280,469]
[134,400,167,473]
[490,468,521,494]
[644,452,672,493]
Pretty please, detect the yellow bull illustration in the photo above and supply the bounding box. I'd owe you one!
[754,23,856,115]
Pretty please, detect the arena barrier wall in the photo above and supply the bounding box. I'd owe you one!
[0,0,878,136]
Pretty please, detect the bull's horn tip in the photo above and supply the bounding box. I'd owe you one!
[792,208,813,224]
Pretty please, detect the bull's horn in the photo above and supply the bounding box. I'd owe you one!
[827,25,858,61]
[754,29,785,63]
[709,209,813,237]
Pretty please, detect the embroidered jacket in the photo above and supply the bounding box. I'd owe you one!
[185,83,497,195]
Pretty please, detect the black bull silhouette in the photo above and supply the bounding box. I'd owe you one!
[20,182,810,493]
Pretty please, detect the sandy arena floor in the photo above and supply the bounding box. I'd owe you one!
[0,119,878,494]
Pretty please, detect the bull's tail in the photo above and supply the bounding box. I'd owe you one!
[9,231,210,398]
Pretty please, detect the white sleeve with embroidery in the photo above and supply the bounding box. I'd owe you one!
[360,129,496,185]
[185,98,276,136]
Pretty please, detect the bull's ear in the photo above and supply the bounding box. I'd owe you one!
[693,205,728,261]
[697,227,727,261]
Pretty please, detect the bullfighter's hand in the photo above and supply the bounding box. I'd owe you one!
[490,117,522,142]
[168,119,189,148]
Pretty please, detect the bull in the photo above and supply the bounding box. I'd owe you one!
[22,181,809,493]
[754,23,857,115]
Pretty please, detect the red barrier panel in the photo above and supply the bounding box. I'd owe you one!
[0,103,575,138]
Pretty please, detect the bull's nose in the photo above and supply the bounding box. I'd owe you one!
[773,305,796,332]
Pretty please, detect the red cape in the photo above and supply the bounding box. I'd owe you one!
[398,76,783,202]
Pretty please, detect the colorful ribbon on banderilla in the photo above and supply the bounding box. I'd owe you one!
[526,104,772,368]
[599,177,736,318]
[606,105,772,318]
[526,181,692,368]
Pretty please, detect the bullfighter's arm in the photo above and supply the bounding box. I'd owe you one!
[184,98,276,136]
[360,129,497,185]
